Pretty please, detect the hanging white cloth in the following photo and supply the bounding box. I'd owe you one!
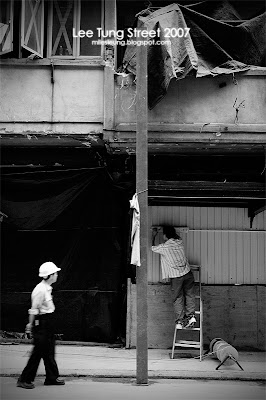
[130,193,141,266]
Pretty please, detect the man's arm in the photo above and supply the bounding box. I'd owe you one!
[25,291,43,337]
[151,228,158,246]
[151,228,166,253]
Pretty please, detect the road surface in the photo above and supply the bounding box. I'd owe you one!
[1,377,265,400]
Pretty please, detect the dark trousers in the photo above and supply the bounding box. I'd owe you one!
[20,314,59,383]
[170,270,195,323]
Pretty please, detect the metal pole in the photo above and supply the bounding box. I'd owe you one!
[136,35,148,385]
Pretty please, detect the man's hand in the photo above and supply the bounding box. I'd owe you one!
[25,323,33,339]
[152,228,158,245]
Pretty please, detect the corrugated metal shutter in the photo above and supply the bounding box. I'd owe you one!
[148,207,266,284]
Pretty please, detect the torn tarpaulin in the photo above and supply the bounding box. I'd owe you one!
[121,2,266,109]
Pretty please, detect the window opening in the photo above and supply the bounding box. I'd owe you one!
[50,0,74,56]
[1,0,103,59]
[21,0,44,58]
[0,0,14,55]
[79,0,101,57]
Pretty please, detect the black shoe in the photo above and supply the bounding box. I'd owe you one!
[44,378,65,386]
[17,379,35,389]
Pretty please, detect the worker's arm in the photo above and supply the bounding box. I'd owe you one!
[151,228,159,246]
[26,291,43,337]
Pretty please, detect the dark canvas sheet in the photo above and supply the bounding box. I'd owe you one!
[1,168,128,342]
[1,167,128,289]
[1,169,102,229]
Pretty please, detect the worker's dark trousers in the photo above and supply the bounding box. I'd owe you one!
[19,314,59,383]
[170,270,195,323]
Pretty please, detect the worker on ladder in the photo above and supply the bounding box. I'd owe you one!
[151,225,196,329]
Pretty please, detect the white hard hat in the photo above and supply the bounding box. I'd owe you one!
[39,262,61,278]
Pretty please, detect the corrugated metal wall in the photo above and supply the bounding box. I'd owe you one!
[148,207,266,284]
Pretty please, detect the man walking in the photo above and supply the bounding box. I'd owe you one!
[17,261,65,389]
[151,226,196,329]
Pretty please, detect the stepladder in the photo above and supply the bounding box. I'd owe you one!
[171,265,203,360]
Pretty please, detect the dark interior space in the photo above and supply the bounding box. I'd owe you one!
[1,137,265,341]
[1,143,130,343]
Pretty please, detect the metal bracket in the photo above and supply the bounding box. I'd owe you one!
[216,354,244,371]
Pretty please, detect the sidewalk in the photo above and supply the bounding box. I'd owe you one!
[0,342,265,381]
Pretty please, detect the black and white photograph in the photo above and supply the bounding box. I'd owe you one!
[0,0,265,399]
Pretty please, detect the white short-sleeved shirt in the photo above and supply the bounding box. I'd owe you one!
[28,280,55,315]
[151,238,190,281]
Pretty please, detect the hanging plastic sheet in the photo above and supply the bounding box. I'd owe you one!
[122,2,266,109]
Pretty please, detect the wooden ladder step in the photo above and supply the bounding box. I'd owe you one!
[175,340,200,348]
[176,326,200,330]
[184,327,200,331]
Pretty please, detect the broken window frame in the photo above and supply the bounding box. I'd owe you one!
[0,0,103,60]
[0,0,14,56]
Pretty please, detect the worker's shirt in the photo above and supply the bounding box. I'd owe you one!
[28,280,55,315]
[151,238,190,281]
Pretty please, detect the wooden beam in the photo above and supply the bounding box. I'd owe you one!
[105,142,265,155]
[115,123,266,134]
[148,180,265,195]
[104,129,266,147]
[136,34,148,385]
[148,199,251,207]
[103,0,116,130]
[149,180,265,187]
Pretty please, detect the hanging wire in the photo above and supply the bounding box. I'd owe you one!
[199,122,210,134]
[135,1,161,17]
[1,166,104,176]
[120,90,137,113]
[127,91,137,109]
[233,99,245,124]
[232,73,245,124]
[136,189,148,195]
